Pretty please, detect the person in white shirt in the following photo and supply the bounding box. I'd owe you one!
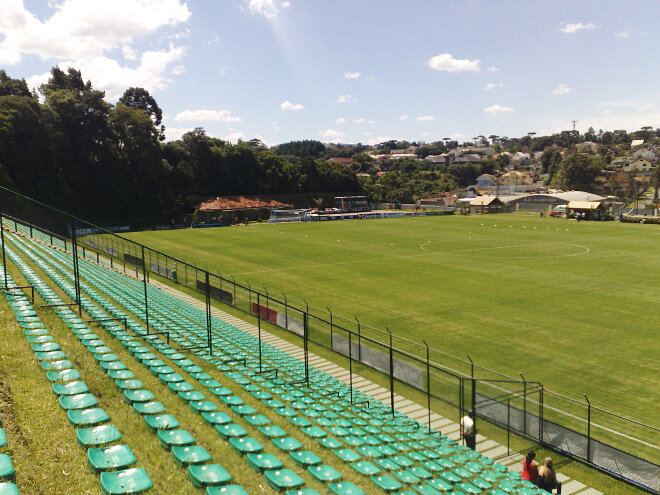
[460,409,476,449]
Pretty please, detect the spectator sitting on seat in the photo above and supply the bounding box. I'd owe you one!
[538,457,562,493]
[521,451,539,485]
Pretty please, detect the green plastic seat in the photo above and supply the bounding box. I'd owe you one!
[124,390,155,404]
[144,414,180,432]
[205,484,249,495]
[157,429,195,450]
[472,478,492,491]
[108,370,134,380]
[116,379,143,391]
[290,451,322,467]
[66,407,110,426]
[370,475,402,492]
[0,430,6,449]
[41,359,73,371]
[229,437,263,455]
[88,445,136,473]
[438,471,461,484]
[356,445,383,458]
[258,425,287,438]
[0,482,19,495]
[31,342,60,352]
[187,464,232,488]
[133,401,166,415]
[427,478,452,492]
[168,381,194,393]
[413,485,443,495]
[231,405,257,416]
[101,361,127,372]
[52,381,89,396]
[373,458,400,472]
[190,401,218,413]
[210,387,233,397]
[59,393,98,410]
[172,446,212,466]
[99,468,153,494]
[0,455,14,482]
[216,423,247,439]
[319,437,343,449]
[289,416,312,428]
[301,426,326,438]
[272,437,303,452]
[202,411,232,426]
[76,425,121,447]
[328,481,364,495]
[409,466,432,480]
[247,453,284,472]
[179,391,206,402]
[455,482,480,494]
[264,469,305,491]
[308,464,342,483]
[220,395,244,406]
[393,469,420,484]
[243,414,269,426]
[47,369,81,382]
[351,461,380,475]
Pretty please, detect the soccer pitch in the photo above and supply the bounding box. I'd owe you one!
[124,214,659,435]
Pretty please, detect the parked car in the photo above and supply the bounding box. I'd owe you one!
[550,205,567,217]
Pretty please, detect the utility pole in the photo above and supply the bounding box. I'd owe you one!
[571,120,578,131]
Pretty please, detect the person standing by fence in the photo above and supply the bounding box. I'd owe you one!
[460,410,476,450]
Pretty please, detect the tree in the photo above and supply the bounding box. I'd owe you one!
[119,87,164,140]
[0,70,33,98]
[551,151,601,190]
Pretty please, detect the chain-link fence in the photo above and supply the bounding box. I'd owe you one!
[1,185,658,493]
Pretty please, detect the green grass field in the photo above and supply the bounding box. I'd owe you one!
[124,214,660,459]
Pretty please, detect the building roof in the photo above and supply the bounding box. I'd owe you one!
[328,157,352,164]
[568,201,602,210]
[548,191,606,202]
[470,196,503,206]
[631,139,644,147]
[198,196,290,211]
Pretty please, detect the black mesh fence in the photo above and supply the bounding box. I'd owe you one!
[1,185,659,493]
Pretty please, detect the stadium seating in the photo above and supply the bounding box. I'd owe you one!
[1,224,551,495]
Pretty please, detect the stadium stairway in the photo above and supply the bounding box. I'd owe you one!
[4,226,604,495]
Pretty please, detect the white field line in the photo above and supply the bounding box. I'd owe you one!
[228,239,591,276]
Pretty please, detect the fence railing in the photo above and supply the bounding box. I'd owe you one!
[0,185,658,493]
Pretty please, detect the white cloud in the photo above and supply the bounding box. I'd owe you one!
[344,72,360,79]
[486,66,499,72]
[399,115,408,120]
[615,30,631,38]
[172,65,185,75]
[484,82,503,91]
[366,136,392,145]
[320,129,345,142]
[280,100,305,111]
[245,0,290,19]
[450,133,467,141]
[353,118,366,124]
[337,94,355,103]
[601,109,613,115]
[427,53,480,72]
[224,132,247,142]
[368,120,375,124]
[164,127,194,141]
[560,22,596,34]
[552,83,571,95]
[0,0,190,65]
[175,109,242,122]
[484,104,514,116]
[0,0,190,97]
[335,118,347,125]
[416,115,436,121]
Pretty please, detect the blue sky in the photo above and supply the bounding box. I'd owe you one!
[2,0,659,145]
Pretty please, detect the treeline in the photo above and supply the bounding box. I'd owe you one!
[0,68,359,223]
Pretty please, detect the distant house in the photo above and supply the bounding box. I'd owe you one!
[328,157,352,166]
[576,141,600,153]
[509,152,530,168]
[425,154,448,164]
[476,174,495,187]
[631,148,658,163]
[631,139,645,148]
[469,196,505,214]
[453,154,481,164]
[623,157,655,174]
[499,170,534,186]
[389,153,418,160]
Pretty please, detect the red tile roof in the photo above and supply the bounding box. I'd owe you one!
[198,196,290,211]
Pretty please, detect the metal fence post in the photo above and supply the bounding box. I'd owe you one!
[348,330,353,404]
[585,394,591,463]
[0,212,8,290]
[423,339,431,433]
[205,271,213,355]
[355,316,362,362]
[70,221,82,315]
[303,312,309,386]
[257,293,262,371]
[231,276,236,307]
[520,372,527,436]
[387,327,395,417]
[141,245,149,333]
[507,398,511,455]
[327,307,333,346]
[248,282,252,314]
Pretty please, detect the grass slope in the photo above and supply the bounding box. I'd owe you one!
[124,214,660,456]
